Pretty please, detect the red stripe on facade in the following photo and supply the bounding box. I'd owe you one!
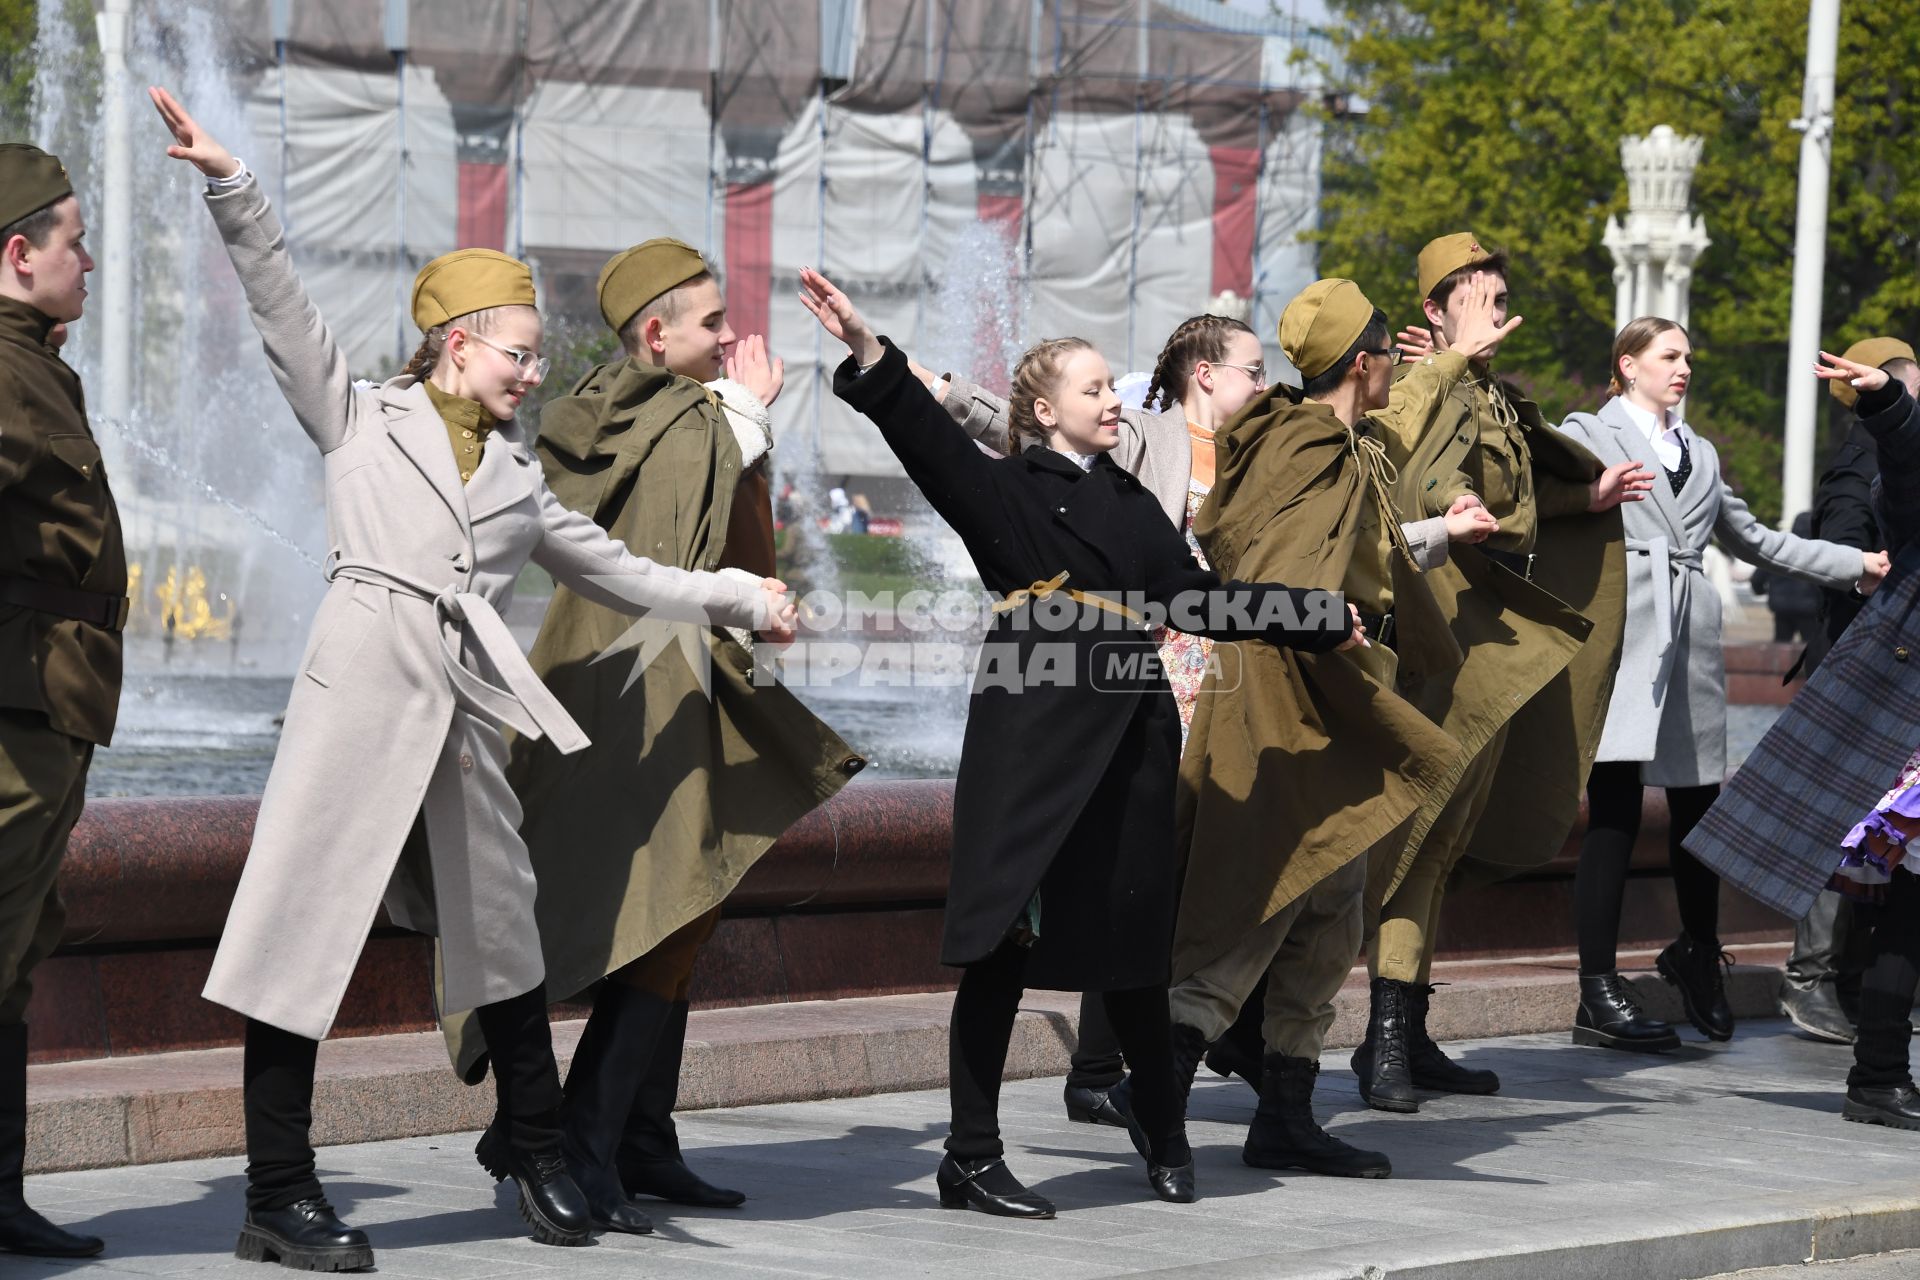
[457,162,508,251]
[1207,146,1260,298]
[724,180,775,341]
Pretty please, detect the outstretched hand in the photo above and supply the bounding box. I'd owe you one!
[756,577,798,646]
[1859,550,1892,596]
[1443,493,1499,543]
[1395,325,1436,362]
[148,86,239,180]
[1590,459,1656,512]
[1815,350,1891,397]
[725,334,785,408]
[798,268,885,368]
[1336,602,1368,652]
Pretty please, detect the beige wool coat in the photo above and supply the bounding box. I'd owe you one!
[197,178,767,1041]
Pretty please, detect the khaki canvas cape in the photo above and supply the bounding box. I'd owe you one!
[1170,387,1467,981]
[442,359,864,1079]
[1372,367,1627,901]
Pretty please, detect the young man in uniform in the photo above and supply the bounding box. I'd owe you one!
[0,143,121,1260]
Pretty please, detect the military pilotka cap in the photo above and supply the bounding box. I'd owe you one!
[597,238,710,333]
[1279,279,1376,380]
[1831,336,1918,408]
[1417,231,1498,303]
[410,248,537,329]
[0,143,73,231]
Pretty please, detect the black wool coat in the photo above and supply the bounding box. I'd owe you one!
[836,343,1350,990]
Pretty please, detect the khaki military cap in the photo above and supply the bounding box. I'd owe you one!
[1417,231,1498,303]
[1831,336,1918,407]
[411,248,537,330]
[0,143,73,231]
[597,239,710,333]
[1280,279,1376,380]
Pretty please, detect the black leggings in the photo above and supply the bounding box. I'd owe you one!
[1576,761,1722,974]
[948,941,1187,1166]
[1852,871,1920,1089]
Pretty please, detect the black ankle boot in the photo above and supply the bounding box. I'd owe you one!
[1404,984,1499,1095]
[1572,972,1681,1052]
[1063,1083,1130,1127]
[1203,991,1265,1091]
[616,999,745,1208]
[0,1024,103,1259]
[235,1197,373,1272]
[1351,978,1417,1113]
[1244,1054,1390,1178]
[1657,934,1735,1041]
[560,984,668,1234]
[474,986,592,1245]
[937,1153,1055,1218]
[1844,1083,1920,1130]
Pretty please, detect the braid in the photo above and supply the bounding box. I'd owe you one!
[1146,313,1256,412]
[1007,337,1095,455]
[399,307,508,382]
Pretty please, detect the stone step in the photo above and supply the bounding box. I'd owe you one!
[27,943,1790,1175]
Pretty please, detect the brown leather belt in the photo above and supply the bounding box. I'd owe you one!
[0,576,130,630]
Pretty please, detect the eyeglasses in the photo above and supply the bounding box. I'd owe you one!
[1209,361,1268,384]
[1367,348,1405,366]
[466,331,551,383]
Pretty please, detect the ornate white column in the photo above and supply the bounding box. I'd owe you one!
[1602,126,1711,333]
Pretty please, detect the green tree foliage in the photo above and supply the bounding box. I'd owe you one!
[0,0,35,137]
[1314,0,1919,521]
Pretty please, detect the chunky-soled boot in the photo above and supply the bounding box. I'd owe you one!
[1243,1054,1390,1178]
[234,1198,373,1272]
[1350,978,1417,1113]
[473,986,592,1246]
[1656,934,1735,1041]
[616,1000,745,1207]
[1571,972,1681,1053]
[1843,1083,1920,1131]
[1404,984,1499,1095]
[0,1024,104,1259]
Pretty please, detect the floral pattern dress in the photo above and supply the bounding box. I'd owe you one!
[1155,478,1215,749]
[1833,746,1920,901]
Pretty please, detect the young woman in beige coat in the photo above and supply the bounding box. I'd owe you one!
[151,88,793,1270]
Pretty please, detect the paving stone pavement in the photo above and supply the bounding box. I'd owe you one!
[16,1020,1920,1279]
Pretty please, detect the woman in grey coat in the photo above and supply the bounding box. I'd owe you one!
[1555,316,1886,1052]
[152,89,790,1269]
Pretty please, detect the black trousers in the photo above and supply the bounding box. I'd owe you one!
[1575,761,1722,974]
[242,985,563,1214]
[1850,871,1920,1089]
[948,942,1185,1165]
[1065,990,1123,1089]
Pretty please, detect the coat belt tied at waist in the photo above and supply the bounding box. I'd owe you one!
[1626,534,1703,699]
[991,570,1146,627]
[324,553,591,754]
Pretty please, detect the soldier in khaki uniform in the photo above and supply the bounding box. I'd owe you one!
[450,240,862,1234]
[0,144,119,1260]
[1352,234,1646,1112]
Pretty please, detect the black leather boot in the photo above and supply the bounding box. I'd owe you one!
[235,1198,373,1272]
[616,999,745,1208]
[559,984,667,1234]
[1405,984,1499,1095]
[474,986,592,1245]
[1243,1054,1391,1178]
[1572,972,1681,1052]
[1844,1083,1920,1130]
[1351,978,1417,1113]
[0,1024,103,1258]
[1203,983,1266,1092]
[1656,934,1735,1041]
[936,1154,1055,1218]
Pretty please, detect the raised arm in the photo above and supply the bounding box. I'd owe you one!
[1139,513,1356,652]
[531,477,790,638]
[1817,352,1920,554]
[151,86,354,454]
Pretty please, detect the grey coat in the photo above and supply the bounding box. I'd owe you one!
[939,375,1451,563]
[1558,398,1863,787]
[197,178,766,1041]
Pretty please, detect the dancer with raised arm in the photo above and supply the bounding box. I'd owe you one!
[151,87,790,1269]
[799,268,1358,1217]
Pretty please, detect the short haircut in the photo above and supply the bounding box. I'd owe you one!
[1301,309,1390,399]
[1882,357,1919,382]
[1428,252,1510,311]
[619,269,717,354]
[0,202,64,254]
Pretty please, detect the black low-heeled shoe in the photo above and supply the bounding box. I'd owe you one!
[1063,1082,1131,1128]
[1122,1110,1199,1204]
[935,1154,1055,1219]
[234,1197,373,1272]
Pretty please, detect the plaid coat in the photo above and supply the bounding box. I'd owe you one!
[1684,382,1920,917]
